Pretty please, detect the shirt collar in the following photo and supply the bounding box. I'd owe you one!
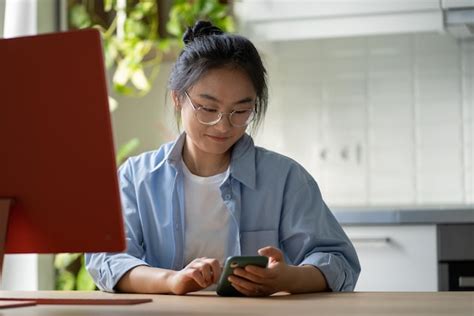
[165,132,187,167]
[229,134,256,190]
[156,132,257,190]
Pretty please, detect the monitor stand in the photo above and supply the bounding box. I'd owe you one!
[0,198,152,309]
[0,198,34,309]
[0,198,13,283]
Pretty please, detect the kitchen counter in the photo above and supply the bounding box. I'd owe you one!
[332,205,474,225]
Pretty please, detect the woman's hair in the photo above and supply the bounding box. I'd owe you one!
[168,20,268,133]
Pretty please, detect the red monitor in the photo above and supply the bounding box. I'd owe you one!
[0,29,144,307]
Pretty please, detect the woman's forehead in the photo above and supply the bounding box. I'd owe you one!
[189,67,256,101]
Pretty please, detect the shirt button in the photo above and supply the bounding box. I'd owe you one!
[224,194,231,200]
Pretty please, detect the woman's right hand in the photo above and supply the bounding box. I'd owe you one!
[167,257,221,295]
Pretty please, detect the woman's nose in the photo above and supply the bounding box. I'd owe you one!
[213,113,232,132]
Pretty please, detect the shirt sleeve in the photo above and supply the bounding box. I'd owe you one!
[279,170,361,292]
[85,159,150,292]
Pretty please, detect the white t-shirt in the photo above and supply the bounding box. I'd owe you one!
[182,159,230,268]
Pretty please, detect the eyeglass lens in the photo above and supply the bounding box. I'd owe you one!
[196,108,255,127]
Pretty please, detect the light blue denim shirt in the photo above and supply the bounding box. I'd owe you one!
[85,133,360,292]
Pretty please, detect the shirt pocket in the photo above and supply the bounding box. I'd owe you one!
[240,230,279,256]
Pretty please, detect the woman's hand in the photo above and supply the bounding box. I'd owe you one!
[228,246,329,296]
[227,246,292,296]
[167,257,221,295]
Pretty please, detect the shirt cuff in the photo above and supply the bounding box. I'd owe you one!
[299,252,353,292]
[86,253,150,292]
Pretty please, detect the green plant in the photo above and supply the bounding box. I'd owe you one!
[55,253,96,290]
[54,0,234,291]
[69,0,160,97]
[167,0,234,44]
[69,0,234,98]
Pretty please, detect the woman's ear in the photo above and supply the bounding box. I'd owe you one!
[171,90,181,111]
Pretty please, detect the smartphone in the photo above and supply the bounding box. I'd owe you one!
[216,255,269,296]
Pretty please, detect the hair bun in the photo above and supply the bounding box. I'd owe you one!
[183,20,223,45]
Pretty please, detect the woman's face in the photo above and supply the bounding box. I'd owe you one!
[175,66,257,158]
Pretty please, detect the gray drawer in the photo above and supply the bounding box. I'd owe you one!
[437,224,474,261]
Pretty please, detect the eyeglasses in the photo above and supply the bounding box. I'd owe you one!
[184,91,256,127]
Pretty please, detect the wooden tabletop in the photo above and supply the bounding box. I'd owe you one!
[0,290,473,316]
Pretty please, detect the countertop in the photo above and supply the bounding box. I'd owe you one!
[332,205,474,225]
[1,290,473,316]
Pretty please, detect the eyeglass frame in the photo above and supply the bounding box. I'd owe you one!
[184,91,257,127]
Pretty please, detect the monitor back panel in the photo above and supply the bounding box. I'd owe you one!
[0,29,125,253]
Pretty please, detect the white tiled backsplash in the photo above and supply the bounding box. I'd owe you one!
[255,32,474,206]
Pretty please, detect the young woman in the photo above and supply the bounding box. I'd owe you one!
[86,21,360,296]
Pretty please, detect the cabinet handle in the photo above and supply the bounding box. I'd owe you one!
[350,237,391,244]
[459,276,474,288]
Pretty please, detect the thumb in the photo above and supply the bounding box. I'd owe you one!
[258,246,284,262]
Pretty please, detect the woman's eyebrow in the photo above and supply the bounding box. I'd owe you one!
[197,93,254,105]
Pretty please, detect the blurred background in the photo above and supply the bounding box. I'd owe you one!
[1,0,473,293]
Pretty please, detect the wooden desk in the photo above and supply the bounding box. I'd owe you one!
[0,291,473,315]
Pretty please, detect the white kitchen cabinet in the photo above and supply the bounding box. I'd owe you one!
[317,38,368,206]
[464,40,474,203]
[414,34,464,204]
[343,225,438,291]
[367,35,415,205]
[234,0,443,41]
[442,0,474,8]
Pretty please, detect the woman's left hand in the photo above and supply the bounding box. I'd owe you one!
[227,246,292,296]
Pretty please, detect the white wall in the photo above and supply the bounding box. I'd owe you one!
[110,61,179,158]
[1,254,54,290]
[0,0,5,37]
[254,33,474,207]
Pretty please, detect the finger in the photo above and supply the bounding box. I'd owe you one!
[197,258,220,284]
[258,246,284,262]
[187,267,207,288]
[208,259,221,283]
[200,262,213,285]
[228,275,258,292]
[230,282,253,296]
[244,265,277,279]
[233,267,265,284]
[231,282,266,297]
[231,283,255,296]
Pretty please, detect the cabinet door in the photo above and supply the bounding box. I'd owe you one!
[343,225,437,291]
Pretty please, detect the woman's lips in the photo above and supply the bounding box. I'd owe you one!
[207,135,230,142]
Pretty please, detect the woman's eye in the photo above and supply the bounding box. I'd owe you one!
[234,109,251,114]
[201,107,218,113]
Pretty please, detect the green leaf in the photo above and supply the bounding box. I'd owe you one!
[113,83,134,95]
[108,96,118,112]
[76,262,97,291]
[222,16,235,33]
[166,3,193,37]
[136,1,154,14]
[55,270,76,291]
[54,253,82,270]
[104,38,119,69]
[157,38,172,52]
[166,18,181,38]
[131,1,155,20]
[113,58,134,86]
[69,4,92,29]
[104,0,115,12]
[131,68,150,92]
[116,138,140,165]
